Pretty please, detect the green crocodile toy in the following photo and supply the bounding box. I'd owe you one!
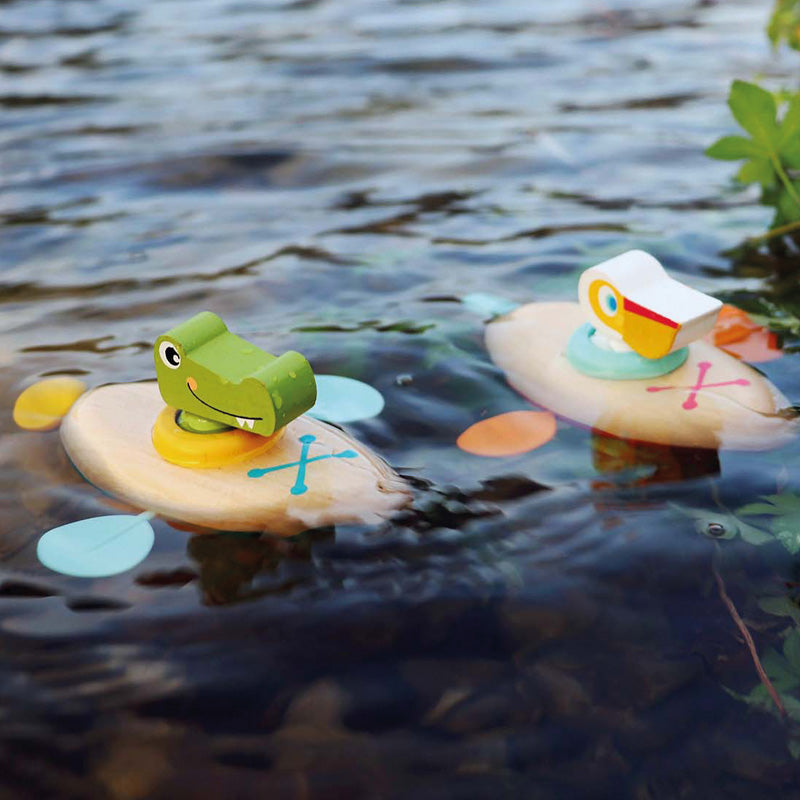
[154,311,316,437]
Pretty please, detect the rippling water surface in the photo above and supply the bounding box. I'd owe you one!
[3,0,800,796]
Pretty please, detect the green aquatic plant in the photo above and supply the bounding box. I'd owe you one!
[769,0,800,51]
[706,81,800,234]
[738,493,800,554]
[714,560,787,721]
[748,298,800,337]
[724,628,800,720]
[677,491,800,748]
[674,492,800,555]
[706,4,800,241]
[671,502,774,546]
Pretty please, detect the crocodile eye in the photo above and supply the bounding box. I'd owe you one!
[158,341,182,369]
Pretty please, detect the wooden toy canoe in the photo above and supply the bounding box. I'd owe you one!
[61,382,410,535]
[486,302,797,451]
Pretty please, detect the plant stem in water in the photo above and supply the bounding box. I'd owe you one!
[747,218,800,244]
[712,555,786,718]
[770,152,800,217]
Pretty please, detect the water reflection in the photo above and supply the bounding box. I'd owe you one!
[591,432,720,488]
[1,0,800,794]
[184,529,326,606]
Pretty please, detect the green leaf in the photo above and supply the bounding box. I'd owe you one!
[736,681,796,720]
[752,494,800,513]
[758,595,800,622]
[785,629,800,672]
[776,527,800,554]
[769,0,800,51]
[777,182,800,223]
[706,135,764,160]
[738,520,775,545]
[729,80,780,147]
[738,501,785,516]
[736,157,776,187]
[764,493,800,510]
[736,494,800,552]
[779,95,800,149]
[707,82,800,233]
[781,692,800,723]
[750,310,800,335]
[762,647,800,691]
[783,137,800,170]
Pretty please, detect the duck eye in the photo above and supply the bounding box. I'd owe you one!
[598,285,619,317]
[158,341,182,369]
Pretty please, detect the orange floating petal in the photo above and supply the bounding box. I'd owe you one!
[718,328,783,363]
[457,410,557,457]
[707,304,783,363]
[712,304,761,346]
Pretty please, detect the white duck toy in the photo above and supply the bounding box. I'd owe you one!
[578,250,721,359]
[485,250,797,451]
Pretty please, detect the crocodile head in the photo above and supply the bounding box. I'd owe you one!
[154,311,316,437]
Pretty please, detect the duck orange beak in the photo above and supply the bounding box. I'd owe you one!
[586,279,681,359]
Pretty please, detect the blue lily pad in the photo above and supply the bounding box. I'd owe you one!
[308,375,385,423]
[37,514,155,578]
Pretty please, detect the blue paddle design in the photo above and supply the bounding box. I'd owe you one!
[37,511,155,578]
[247,434,358,495]
[307,375,385,423]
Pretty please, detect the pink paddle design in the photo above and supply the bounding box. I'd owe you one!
[646,361,750,410]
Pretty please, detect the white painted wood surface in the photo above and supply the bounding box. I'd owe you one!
[487,302,797,451]
[578,250,722,357]
[61,382,410,535]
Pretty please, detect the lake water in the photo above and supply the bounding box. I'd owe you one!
[3,0,800,796]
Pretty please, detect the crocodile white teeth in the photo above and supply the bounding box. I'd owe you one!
[236,417,254,429]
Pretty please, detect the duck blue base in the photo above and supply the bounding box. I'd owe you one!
[566,324,688,380]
